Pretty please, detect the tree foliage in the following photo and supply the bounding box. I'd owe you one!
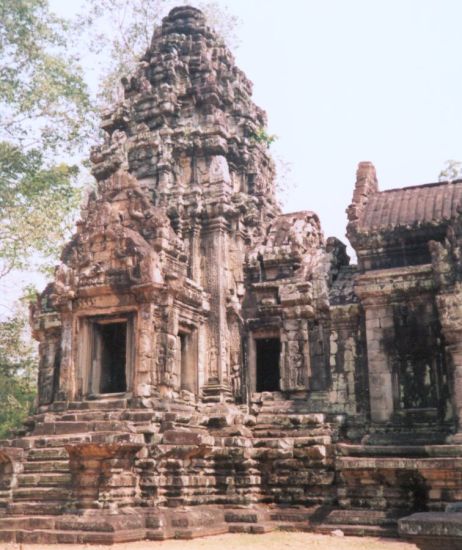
[0,0,94,277]
[439,160,462,183]
[0,0,93,153]
[0,0,94,435]
[0,302,37,439]
[0,143,81,275]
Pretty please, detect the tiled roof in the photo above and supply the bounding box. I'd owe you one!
[358,179,462,232]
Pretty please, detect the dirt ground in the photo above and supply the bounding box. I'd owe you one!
[2,532,419,550]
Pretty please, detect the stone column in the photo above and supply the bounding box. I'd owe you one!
[156,296,179,393]
[188,223,202,283]
[134,303,156,398]
[34,318,61,406]
[281,318,310,391]
[357,296,395,423]
[58,310,74,401]
[448,342,462,442]
[435,291,462,442]
[201,216,232,400]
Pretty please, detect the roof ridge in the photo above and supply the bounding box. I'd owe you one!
[380,179,462,194]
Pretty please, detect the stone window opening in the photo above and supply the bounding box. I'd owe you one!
[256,337,281,392]
[386,304,447,416]
[86,315,135,396]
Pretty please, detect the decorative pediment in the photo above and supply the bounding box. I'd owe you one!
[51,222,164,304]
[48,171,193,304]
[248,211,326,281]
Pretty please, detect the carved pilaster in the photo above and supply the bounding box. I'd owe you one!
[134,303,156,397]
[58,311,74,401]
[201,216,232,401]
[433,289,462,440]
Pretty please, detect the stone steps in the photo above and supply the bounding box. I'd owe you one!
[32,420,137,436]
[17,473,71,487]
[168,523,230,539]
[224,509,269,523]
[269,507,315,523]
[224,506,319,534]
[23,460,69,473]
[252,429,331,439]
[48,399,129,412]
[29,431,143,447]
[322,509,400,526]
[228,522,275,534]
[0,511,147,543]
[6,502,67,516]
[12,487,71,501]
[314,507,401,538]
[259,405,326,415]
[0,515,55,530]
[146,524,230,541]
[256,413,325,424]
[31,408,156,427]
[0,527,147,544]
[27,447,68,460]
[247,402,337,508]
[315,522,397,538]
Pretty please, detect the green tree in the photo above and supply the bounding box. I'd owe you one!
[0,143,82,275]
[0,0,94,276]
[0,0,94,435]
[0,302,37,439]
[439,160,462,183]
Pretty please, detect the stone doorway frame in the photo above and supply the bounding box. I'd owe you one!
[248,328,281,394]
[78,312,136,398]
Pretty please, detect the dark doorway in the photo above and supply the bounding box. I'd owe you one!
[96,322,127,394]
[256,338,280,392]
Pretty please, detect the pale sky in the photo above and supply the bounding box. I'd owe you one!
[5,0,459,315]
[51,0,462,253]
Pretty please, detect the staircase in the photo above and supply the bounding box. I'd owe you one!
[250,392,340,508]
[3,391,441,542]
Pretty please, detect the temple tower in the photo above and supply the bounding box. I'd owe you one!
[32,6,280,405]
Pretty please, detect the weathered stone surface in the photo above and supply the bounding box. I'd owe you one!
[2,3,462,545]
[399,512,462,550]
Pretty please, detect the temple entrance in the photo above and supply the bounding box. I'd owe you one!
[89,317,132,395]
[256,338,281,392]
[97,321,127,394]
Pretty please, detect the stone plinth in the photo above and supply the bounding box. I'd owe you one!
[399,512,462,550]
[66,443,142,510]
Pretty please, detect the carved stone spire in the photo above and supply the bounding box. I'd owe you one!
[90,5,280,231]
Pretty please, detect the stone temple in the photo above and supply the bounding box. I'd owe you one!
[1,6,462,547]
